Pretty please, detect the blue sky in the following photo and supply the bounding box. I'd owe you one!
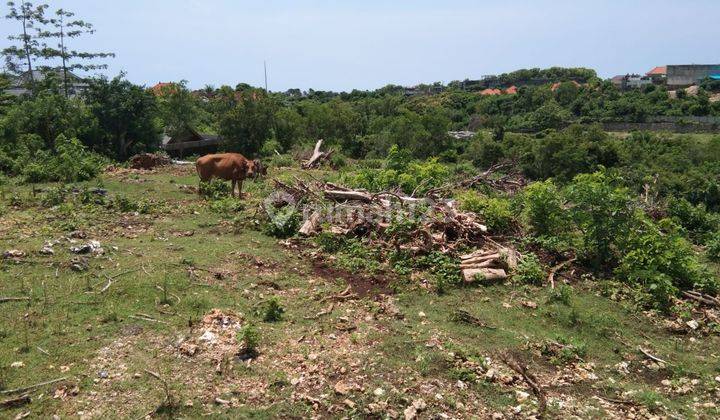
[2,0,719,91]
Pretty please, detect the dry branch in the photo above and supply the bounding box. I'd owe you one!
[638,347,669,365]
[0,377,67,395]
[501,355,546,418]
[0,296,30,304]
[0,394,31,409]
[547,257,576,288]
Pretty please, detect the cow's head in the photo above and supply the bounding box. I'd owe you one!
[252,159,267,180]
[245,159,257,179]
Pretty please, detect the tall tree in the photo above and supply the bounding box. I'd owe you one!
[38,8,114,96]
[2,1,48,85]
[84,75,160,160]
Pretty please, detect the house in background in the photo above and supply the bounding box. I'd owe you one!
[646,66,667,84]
[6,68,89,96]
[610,74,652,90]
[161,125,221,157]
[666,64,720,89]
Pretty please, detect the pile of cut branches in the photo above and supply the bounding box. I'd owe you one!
[266,178,521,282]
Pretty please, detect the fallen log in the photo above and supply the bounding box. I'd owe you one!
[682,290,720,307]
[462,267,507,283]
[323,189,373,203]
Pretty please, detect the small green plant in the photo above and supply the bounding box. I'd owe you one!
[513,253,545,285]
[547,284,573,305]
[40,185,69,207]
[237,323,260,356]
[109,194,138,212]
[261,297,284,322]
[416,252,461,294]
[199,179,231,200]
[209,196,245,214]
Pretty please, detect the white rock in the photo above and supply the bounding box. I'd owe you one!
[686,319,699,330]
[199,330,217,343]
[10,361,25,368]
[373,387,385,397]
[516,390,530,402]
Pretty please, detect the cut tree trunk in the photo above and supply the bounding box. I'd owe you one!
[299,211,322,235]
[302,139,333,168]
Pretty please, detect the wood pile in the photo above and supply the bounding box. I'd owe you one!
[269,179,492,255]
[459,245,520,283]
[129,153,171,170]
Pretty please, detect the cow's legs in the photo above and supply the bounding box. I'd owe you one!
[231,179,237,198]
[238,179,244,198]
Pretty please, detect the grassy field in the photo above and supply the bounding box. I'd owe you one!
[1,164,719,419]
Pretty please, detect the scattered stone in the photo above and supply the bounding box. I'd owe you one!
[70,257,89,272]
[70,240,103,255]
[334,381,352,395]
[521,300,538,309]
[343,399,356,409]
[686,319,699,330]
[69,230,87,239]
[3,249,25,259]
[373,387,385,397]
[39,245,54,255]
[10,361,25,368]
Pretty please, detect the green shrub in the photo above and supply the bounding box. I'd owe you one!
[260,138,283,157]
[520,180,567,236]
[199,179,231,200]
[667,197,719,240]
[21,135,103,183]
[267,153,294,168]
[40,186,69,207]
[343,146,450,195]
[617,218,717,309]
[416,252,462,294]
[263,205,301,238]
[209,197,245,214]
[329,152,347,168]
[457,191,513,233]
[261,297,284,322]
[566,171,634,268]
[513,253,545,285]
[706,232,720,262]
[108,194,138,212]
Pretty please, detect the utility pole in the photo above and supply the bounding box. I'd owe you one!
[264,60,268,92]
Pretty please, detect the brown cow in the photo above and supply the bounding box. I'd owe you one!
[196,153,257,198]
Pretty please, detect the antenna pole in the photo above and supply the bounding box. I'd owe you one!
[264,60,268,92]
